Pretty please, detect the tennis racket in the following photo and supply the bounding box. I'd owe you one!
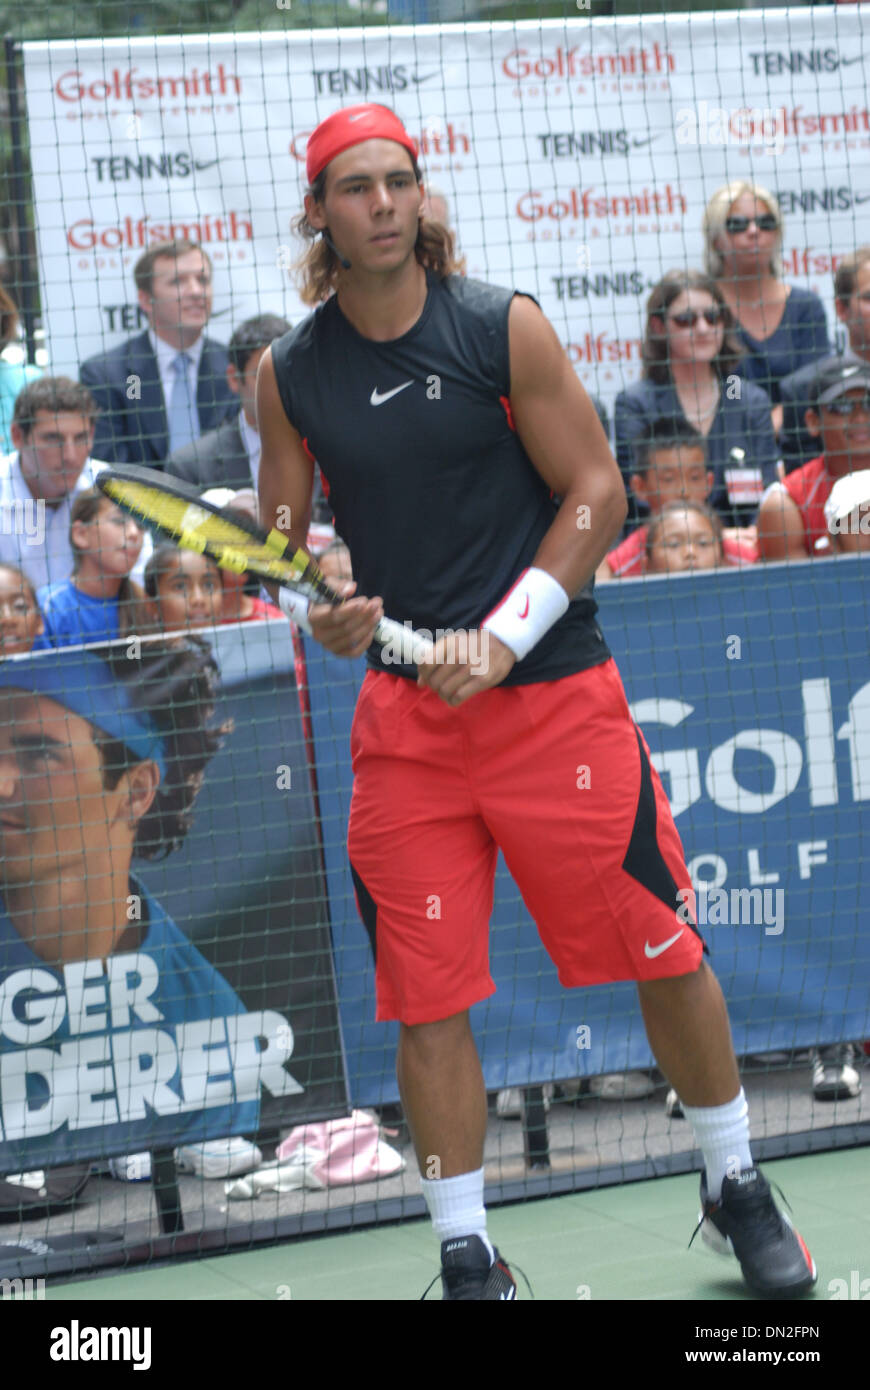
[96,465,434,663]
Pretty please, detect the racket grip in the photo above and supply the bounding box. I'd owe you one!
[373,615,435,664]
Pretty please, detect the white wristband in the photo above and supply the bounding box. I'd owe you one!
[277,586,313,635]
[481,567,570,662]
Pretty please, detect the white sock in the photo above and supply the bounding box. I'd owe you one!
[420,1167,494,1262]
[682,1088,753,1202]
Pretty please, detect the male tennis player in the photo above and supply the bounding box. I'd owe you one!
[257,103,816,1301]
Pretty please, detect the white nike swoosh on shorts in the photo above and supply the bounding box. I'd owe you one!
[644,929,684,959]
[370,381,414,406]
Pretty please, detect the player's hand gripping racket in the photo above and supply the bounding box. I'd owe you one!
[96,465,434,663]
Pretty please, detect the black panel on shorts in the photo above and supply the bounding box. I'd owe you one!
[622,726,706,949]
[350,861,378,964]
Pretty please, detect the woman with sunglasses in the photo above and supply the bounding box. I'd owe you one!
[704,182,830,433]
[614,269,780,527]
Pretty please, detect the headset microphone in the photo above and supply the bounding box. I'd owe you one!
[322,230,351,270]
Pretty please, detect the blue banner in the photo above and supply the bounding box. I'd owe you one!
[305,557,870,1105]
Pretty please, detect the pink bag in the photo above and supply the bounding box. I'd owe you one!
[275,1110,405,1187]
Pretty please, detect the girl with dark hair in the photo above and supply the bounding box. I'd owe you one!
[143,543,223,633]
[0,562,45,655]
[38,488,145,646]
[645,499,725,575]
[614,269,781,528]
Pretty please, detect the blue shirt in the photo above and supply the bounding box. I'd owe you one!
[38,580,123,647]
[613,376,781,526]
[0,877,260,1168]
[0,361,41,454]
[735,286,831,405]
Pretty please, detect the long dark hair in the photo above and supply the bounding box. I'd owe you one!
[94,635,232,860]
[291,157,465,306]
[642,270,744,385]
[70,489,144,637]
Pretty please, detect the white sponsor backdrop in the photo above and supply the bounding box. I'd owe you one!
[21,10,870,414]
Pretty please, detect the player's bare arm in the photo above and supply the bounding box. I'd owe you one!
[418,295,627,706]
[755,483,808,561]
[256,345,383,656]
[508,294,628,585]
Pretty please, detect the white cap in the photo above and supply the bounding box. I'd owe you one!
[824,470,870,530]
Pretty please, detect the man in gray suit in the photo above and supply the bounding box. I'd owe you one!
[167,313,292,490]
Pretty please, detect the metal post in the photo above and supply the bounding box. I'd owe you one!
[4,35,39,365]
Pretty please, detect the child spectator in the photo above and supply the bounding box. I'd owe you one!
[144,545,223,633]
[0,563,45,656]
[645,500,725,575]
[198,487,284,624]
[598,422,757,580]
[39,489,144,647]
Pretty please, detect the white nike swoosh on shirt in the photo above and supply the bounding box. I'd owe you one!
[370,381,414,407]
[644,929,684,959]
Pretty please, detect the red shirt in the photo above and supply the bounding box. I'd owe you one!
[606,525,758,577]
[782,455,835,555]
[223,595,284,623]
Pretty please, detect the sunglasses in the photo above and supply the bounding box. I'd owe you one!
[822,392,870,416]
[724,214,778,234]
[667,308,725,329]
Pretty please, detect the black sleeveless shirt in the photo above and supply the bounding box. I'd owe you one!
[271,270,610,683]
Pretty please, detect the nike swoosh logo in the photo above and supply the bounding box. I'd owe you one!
[840,55,865,65]
[348,112,367,122]
[644,929,684,959]
[632,136,656,147]
[517,595,530,619]
[855,193,870,204]
[370,381,413,406]
[411,72,440,84]
[194,159,220,171]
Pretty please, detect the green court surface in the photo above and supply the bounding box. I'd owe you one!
[45,1148,868,1301]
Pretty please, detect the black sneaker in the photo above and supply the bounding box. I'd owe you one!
[694,1168,817,1299]
[436,1235,518,1300]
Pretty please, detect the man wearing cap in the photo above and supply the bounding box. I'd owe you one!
[257,103,818,1301]
[779,248,870,472]
[757,359,870,560]
[0,641,259,1169]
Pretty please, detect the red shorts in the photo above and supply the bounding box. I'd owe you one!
[347,658,704,1025]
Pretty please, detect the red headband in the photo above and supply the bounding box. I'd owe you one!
[306,104,419,186]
